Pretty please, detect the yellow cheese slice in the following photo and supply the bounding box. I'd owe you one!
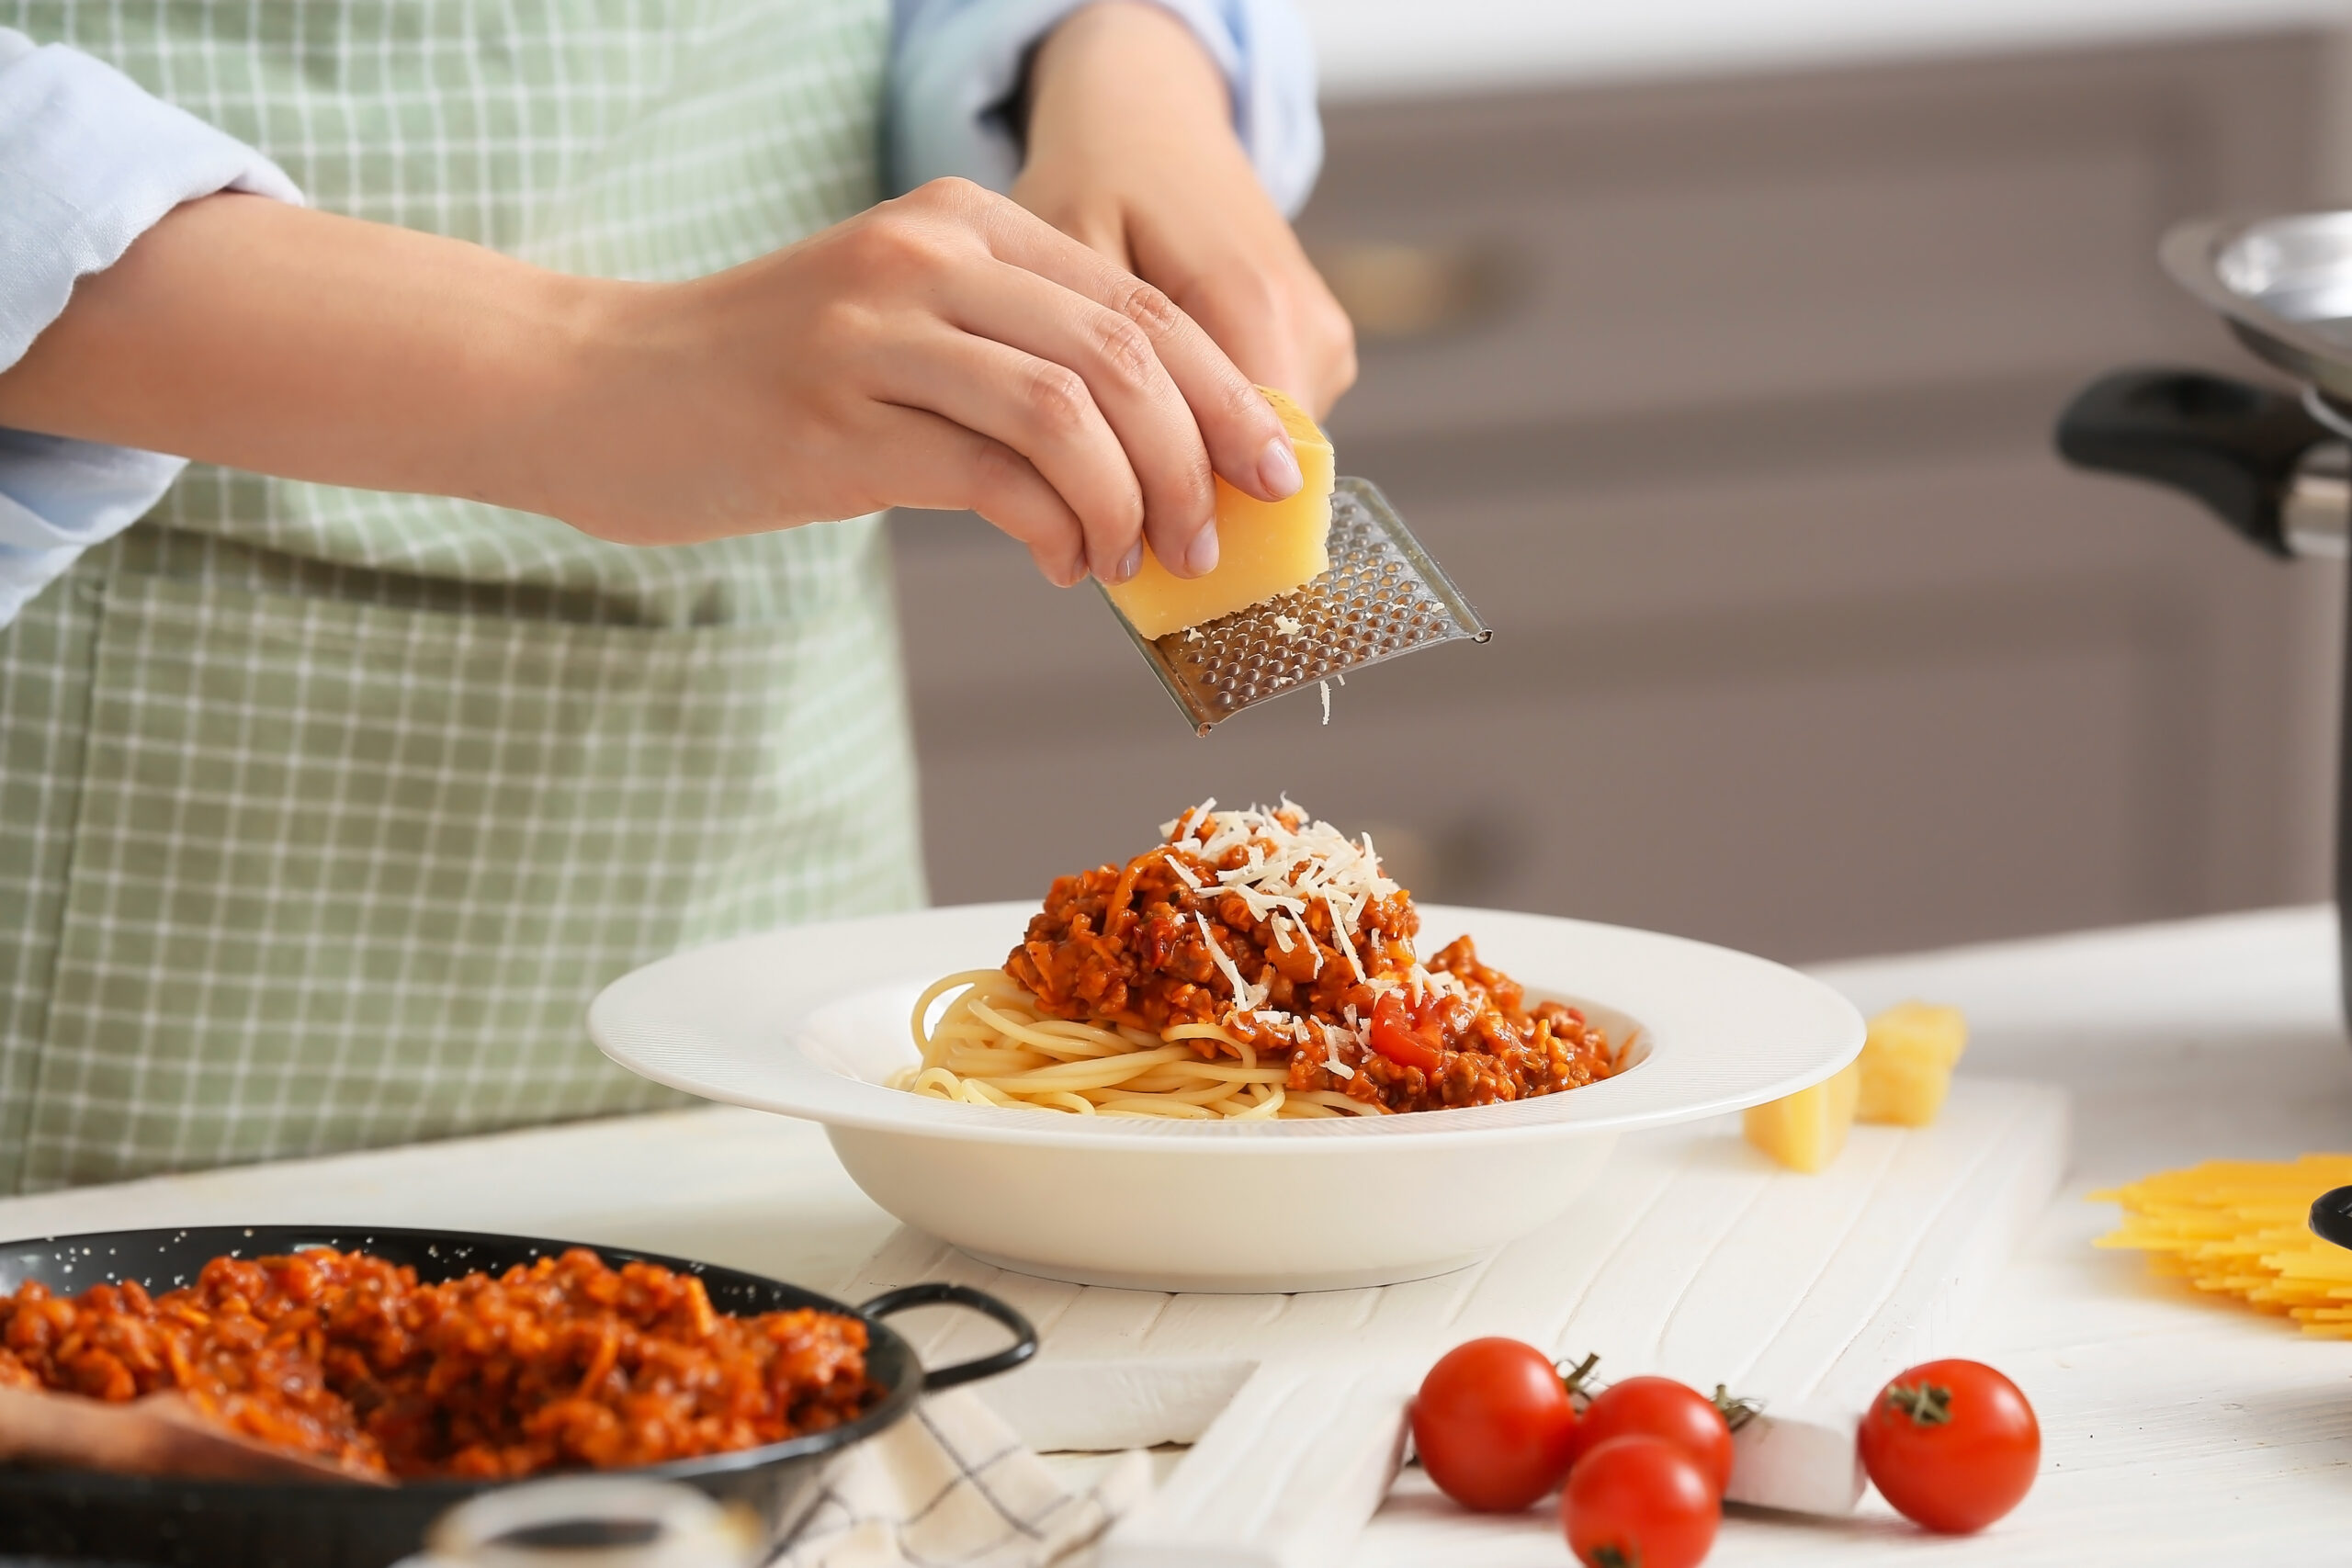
[1103,386,1336,640]
[1744,1059,1862,1174]
[1855,1001,1968,1128]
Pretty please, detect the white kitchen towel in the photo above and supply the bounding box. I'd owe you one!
[772,1391,1151,1568]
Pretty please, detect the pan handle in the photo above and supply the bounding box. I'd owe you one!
[860,1282,1039,1392]
[2312,1186,2352,1252]
[2054,367,2333,558]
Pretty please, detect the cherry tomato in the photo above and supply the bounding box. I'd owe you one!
[1566,1376,1736,1496]
[1859,1359,2040,1534]
[1369,990,1445,1072]
[1410,1337,1577,1511]
[1560,1434,1720,1568]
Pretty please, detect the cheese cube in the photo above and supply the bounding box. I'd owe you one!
[1855,1001,1968,1128]
[1745,1059,1862,1174]
[1103,386,1335,639]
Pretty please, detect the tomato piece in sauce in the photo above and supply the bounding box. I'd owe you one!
[1369,991,1445,1071]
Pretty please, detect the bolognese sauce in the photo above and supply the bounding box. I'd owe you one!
[0,1247,876,1479]
[1001,801,1617,1115]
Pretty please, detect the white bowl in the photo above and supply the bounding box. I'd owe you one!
[589,903,1862,1292]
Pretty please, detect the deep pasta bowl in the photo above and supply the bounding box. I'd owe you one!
[591,903,1864,1292]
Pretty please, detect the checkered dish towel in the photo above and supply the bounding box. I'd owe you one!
[772,1391,1152,1568]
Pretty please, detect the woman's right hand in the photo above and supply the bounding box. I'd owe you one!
[0,179,1295,587]
[564,178,1296,586]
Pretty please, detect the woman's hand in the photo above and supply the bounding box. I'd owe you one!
[0,179,1297,586]
[1013,2,1356,422]
[568,177,1295,584]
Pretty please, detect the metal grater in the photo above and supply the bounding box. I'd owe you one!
[1102,477,1491,734]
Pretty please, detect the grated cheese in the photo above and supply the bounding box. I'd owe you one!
[1320,1023,1357,1079]
[1193,909,1266,1012]
[1405,961,1468,1003]
[1319,679,1330,725]
[1166,803,1397,911]
[1159,800,1408,1026]
[1325,894,1369,983]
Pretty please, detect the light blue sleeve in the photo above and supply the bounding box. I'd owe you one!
[0,28,302,626]
[888,0,1322,217]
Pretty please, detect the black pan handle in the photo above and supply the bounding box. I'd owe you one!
[2054,367,2333,558]
[861,1282,1039,1391]
[2312,1185,2352,1252]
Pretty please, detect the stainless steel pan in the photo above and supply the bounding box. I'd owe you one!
[2059,209,2352,1029]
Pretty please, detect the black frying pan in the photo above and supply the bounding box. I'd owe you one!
[0,1225,1036,1568]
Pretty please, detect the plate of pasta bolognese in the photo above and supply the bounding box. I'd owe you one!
[591,802,1864,1292]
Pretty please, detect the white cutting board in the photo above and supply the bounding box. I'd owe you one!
[839,1077,2069,1568]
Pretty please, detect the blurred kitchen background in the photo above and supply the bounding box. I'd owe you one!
[890,0,2352,964]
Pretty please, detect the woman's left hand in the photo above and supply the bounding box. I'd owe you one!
[1013,2,1356,422]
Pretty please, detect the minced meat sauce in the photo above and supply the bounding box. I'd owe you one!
[0,1247,876,1479]
[1006,805,1617,1114]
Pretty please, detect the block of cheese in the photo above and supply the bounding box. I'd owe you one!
[1855,1001,1968,1128]
[1103,386,1335,639]
[1745,1058,1862,1174]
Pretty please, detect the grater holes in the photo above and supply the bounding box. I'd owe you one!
[1131,478,1486,726]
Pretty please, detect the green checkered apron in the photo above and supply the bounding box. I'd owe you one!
[0,0,924,1193]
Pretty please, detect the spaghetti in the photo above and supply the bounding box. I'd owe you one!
[889,801,1619,1119]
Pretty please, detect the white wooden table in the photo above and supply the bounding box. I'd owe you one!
[1351,906,2352,1563]
[6,906,2349,1564]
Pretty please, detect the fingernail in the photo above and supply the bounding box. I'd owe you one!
[1185,526,1220,577]
[1259,436,1303,500]
[1104,540,1142,584]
